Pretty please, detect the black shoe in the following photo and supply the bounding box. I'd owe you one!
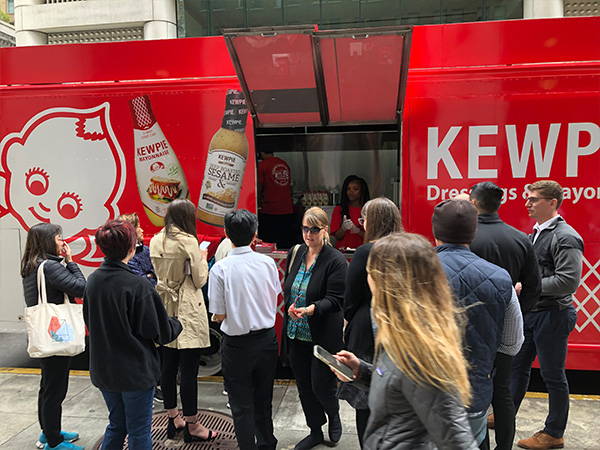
[183,423,217,443]
[294,431,324,450]
[153,387,163,402]
[328,413,342,444]
[166,416,184,439]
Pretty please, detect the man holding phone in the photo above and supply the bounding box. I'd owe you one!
[208,209,281,450]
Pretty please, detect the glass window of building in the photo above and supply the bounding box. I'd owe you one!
[177,0,524,37]
[8,0,14,14]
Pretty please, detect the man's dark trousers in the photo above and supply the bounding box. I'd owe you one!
[222,328,278,450]
[491,352,515,450]
[511,306,577,438]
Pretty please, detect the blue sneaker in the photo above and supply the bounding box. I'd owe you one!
[44,441,84,450]
[36,431,80,449]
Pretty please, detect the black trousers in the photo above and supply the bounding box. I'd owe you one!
[288,339,340,431]
[491,352,515,450]
[159,346,203,416]
[356,408,370,448]
[222,328,278,450]
[38,356,71,447]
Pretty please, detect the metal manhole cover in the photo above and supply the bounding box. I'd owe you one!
[92,409,238,449]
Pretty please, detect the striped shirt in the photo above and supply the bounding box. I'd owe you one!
[498,287,524,356]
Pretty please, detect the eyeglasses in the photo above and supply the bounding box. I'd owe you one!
[302,226,323,234]
[358,217,365,226]
[525,197,552,204]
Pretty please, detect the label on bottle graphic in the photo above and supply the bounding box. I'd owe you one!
[198,149,246,215]
[197,90,249,227]
[130,95,189,225]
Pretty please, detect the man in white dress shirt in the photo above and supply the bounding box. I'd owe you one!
[209,209,282,450]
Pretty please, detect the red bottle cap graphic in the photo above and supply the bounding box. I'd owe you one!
[130,95,157,130]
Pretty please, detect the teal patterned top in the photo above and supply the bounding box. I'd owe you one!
[286,260,314,342]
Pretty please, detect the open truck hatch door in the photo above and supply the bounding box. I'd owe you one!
[224,25,412,128]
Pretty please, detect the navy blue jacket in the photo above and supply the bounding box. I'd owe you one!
[436,244,512,413]
[127,244,157,286]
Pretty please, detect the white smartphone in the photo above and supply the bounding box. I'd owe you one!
[313,345,354,382]
[199,241,211,250]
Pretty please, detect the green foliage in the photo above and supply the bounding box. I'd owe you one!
[0,9,13,25]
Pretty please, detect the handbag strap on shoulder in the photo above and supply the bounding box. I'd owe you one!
[36,260,70,306]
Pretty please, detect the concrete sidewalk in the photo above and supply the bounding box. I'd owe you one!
[0,370,598,449]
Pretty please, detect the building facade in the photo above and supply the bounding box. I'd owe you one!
[0,18,14,46]
[11,0,597,46]
[14,0,176,46]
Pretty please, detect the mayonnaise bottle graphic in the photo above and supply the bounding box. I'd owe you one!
[197,90,249,227]
[130,95,189,227]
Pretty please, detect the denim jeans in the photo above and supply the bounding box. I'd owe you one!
[100,388,154,450]
[511,306,577,438]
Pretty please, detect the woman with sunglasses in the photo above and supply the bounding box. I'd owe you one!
[283,207,348,450]
[337,197,402,448]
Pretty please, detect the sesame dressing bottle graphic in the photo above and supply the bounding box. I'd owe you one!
[130,95,189,227]
[197,89,249,227]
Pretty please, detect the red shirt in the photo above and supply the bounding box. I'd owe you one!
[330,205,364,249]
[258,157,293,215]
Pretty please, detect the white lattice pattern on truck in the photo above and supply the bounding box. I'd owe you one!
[574,256,600,333]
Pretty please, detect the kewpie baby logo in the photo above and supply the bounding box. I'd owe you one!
[0,103,126,266]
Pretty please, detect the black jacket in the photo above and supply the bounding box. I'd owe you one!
[470,213,541,313]
[357,351,477,450]
[283,244,347,353]
[23,255,86,307]
[343,243,375,361]
[83,259,182,392]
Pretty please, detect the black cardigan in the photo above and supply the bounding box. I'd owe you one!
[283,244,348,353]
[343,242,375,362]
[83,259,182,392]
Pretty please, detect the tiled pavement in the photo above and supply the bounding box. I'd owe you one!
[0,371,598,449]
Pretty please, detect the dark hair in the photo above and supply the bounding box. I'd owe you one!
[362,197,403,242]
[470,182,503,213]
[340,175,370,219]
[96,220,137,261]
[21,223,62,277]
[224,209,258,247]
[165,199,197,240]
[527,180,563,208]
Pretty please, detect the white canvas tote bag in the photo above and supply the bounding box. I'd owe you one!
[24,261,86,358]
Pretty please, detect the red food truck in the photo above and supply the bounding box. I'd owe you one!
[0,16,598,374]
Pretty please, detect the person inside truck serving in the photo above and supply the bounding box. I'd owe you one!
[257,151,296,249]
[331,175,370,250]
[511,180,583,450]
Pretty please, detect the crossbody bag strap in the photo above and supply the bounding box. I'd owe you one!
[284,244,300,282]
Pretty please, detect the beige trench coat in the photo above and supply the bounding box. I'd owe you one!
[150,226,209,349]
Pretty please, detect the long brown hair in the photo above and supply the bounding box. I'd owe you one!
[362,197,402,242]
[368,232,471,406]
[164,199,197,241]
[21,223,62,277]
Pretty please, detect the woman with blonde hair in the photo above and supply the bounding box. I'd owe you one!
[150,199,216,442]
[283,207,348,449]
[338,197,402,447]
[335,232,477,449]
